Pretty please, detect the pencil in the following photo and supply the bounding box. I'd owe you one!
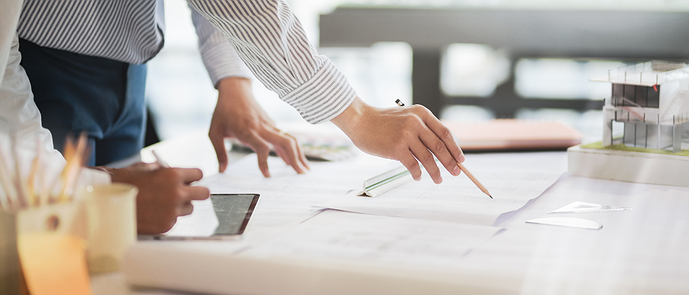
[152,150,170,168]
[457,162,492,199]
[58,132,87,202]
[394,99,493,199]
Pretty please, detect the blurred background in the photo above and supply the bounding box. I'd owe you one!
[146,0,689,147]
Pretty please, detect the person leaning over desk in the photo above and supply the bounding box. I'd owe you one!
[18,0,309,177]
[184,0,467,185]
[0,33,210,235]
[19,0,467,184]
[9,0,466,233]
[16,0,306,234]
[1,1,209,235]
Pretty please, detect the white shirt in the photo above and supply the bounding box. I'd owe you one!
[1,0,109,205]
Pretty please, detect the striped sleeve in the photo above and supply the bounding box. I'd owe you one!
[186,0,357,124]
[190,5,253,88]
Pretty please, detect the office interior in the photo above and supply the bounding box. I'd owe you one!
[6,0,688,294]
[146,0,689,146]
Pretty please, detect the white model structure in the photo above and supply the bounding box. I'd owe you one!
[598,61,689,152]
[568,61,689,187]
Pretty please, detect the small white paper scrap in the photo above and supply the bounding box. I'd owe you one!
[548,201,632,214]
[526,217,602,230]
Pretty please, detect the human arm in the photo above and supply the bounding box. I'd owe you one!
[186,0,463,183]
[190,7,308,176]
[106,163,210,235]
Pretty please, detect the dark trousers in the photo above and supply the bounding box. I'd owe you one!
[18,38,147,166]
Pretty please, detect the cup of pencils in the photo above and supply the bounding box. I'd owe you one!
[1,132,95,295]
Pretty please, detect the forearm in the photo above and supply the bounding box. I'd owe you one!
[189,5,253,88]
[186,0,356,124]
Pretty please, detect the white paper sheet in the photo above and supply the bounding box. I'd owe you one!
[192,153,402,229]
[242,210,504,271]
[321,161,563,226]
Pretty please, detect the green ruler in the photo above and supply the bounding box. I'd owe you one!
[358,166,412,197]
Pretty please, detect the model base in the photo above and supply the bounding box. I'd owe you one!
[568,143,689,187]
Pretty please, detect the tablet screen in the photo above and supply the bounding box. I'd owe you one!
[209,193,259,236]
[143,193,259,240]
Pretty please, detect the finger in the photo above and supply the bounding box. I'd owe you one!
[184,186,210,201]
[178,201,194,216]
[422,114,465,163]
[417,126,461,177]
[209,132,229,172]
[396,150,423,181]
[284,132,310,170]
[250,141,272,178]
[408,139,442,184]
[176,168,204,184]
[269,132,306,174]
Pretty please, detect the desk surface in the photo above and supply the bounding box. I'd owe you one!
[93,131,689,295]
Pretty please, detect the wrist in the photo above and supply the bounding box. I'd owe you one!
[331,97,368,135]
[217,77,251,92]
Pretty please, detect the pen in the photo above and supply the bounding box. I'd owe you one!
[152,150,170,168]
[395,99,493,199]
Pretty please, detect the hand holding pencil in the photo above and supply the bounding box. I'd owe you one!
[395,99,492,199]
[331,97,465,184]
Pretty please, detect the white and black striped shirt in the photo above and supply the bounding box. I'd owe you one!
[18,0,357,124]
[18,0,251,88]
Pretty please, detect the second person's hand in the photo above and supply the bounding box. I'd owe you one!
[106,162,210,235]
[331,97,464,184]
[208,77,309,177]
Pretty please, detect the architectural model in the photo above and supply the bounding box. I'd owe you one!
[598,60,689,152]
[568,61,689,187]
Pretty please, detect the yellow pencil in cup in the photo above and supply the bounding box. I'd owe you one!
[394,99,493,199]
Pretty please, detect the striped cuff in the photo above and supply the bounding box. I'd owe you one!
[281,60,357,124]
[199,40,254,88]
[191,5,253,88]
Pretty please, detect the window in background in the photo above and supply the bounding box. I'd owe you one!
[514,59,624,100]
[321,42,413,108]
[146,1,411,141]
[441,44,510,98]
[147,0,667,143]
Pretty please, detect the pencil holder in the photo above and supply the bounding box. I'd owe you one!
[15,199,90,295]
[16,198,88,238]
[83,183,137,273]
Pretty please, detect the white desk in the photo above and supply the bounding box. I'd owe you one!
[92,131,689,294]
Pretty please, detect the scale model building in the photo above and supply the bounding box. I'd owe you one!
[567,61,689,187]
[596,60,689,152]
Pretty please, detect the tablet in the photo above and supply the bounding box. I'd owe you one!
[142,193,259,240]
